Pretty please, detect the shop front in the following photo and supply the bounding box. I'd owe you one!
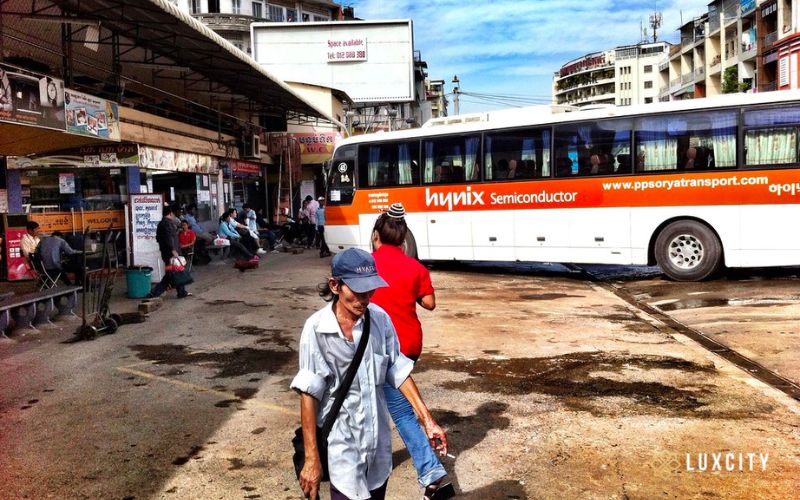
[223,159,265,213]
[138,145,221,226]
[266,131,341,222]
[3,144,221,268]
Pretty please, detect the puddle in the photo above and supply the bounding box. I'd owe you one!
[234,325,268,336]
[214,399,241,408]
[518,293,584,300]
[657,297,799,311]
[128,343,294,378]
[602,312,639,322]
[204,300,272,309]
[233,387,258,399]
[270,286,320,296]
[418,352,717,416]
[232,325,294,349]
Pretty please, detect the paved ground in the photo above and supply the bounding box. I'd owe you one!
[0,254,799,499]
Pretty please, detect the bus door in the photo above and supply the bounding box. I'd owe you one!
[422,136,478,260]
[513,207,571,263]
[427,210,474,260]
[568,207,632,264]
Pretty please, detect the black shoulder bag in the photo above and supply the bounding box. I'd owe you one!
[292,309,371,481]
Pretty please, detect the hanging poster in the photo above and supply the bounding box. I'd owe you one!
[59,173,76,194]
[0,63,66,131]
[6,144,139,170]
[139,145,219,174]
[64,89,120,141]
[129,193,164,282]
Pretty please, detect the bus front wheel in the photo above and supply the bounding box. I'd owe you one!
[655,220,722,281]
[403,229,418,260]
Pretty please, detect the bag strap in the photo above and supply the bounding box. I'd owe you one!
[320,308,371,438]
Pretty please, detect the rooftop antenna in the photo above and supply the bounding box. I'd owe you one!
[641,17,650,43]
[649,9,663,43]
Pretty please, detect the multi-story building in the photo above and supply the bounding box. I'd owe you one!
[658,0,799,100]
[758,0,799,92]
[553,42,669,107]
[614,42,670,105]
[553,50,616,107]
[425,79,448,119]
[174,0,347,55]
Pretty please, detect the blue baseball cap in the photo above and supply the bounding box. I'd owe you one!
[331,248,388,293]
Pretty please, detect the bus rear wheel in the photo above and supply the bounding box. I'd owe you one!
[655,220,722,281]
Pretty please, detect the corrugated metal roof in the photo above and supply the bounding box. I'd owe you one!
[52,0,343,128]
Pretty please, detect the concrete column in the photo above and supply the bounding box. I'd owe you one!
[216,170,225,215]
[127,166,141,194]
[6,169,22,213]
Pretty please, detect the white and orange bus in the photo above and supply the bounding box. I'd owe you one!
[324,91,800,281]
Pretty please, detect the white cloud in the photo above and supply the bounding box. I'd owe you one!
[347,0,711,112]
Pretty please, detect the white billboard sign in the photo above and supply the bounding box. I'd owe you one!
[326,36,367,62]
[252,20,414,103]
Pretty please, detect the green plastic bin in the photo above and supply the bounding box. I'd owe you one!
[126,266,153,298]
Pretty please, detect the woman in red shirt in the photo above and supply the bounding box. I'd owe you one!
[370,203,453,500]
[178,220,196,255]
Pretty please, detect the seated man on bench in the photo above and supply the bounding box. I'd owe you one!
[37,231,82,285]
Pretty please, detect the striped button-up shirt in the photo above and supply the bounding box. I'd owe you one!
[290,302,414,500]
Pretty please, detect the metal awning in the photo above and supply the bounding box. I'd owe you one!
[40,0,342,127]
[0,122,106,156]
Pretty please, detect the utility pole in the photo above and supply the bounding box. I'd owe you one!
[452,74,460,115]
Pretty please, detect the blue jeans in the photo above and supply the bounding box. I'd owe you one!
[383,384,446,487]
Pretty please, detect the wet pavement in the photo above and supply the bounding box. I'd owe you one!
[597,266,800,395]
[0,255,799,499]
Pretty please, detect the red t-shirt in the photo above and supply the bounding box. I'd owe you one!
[371,244,435,359]
[179,229,196,248]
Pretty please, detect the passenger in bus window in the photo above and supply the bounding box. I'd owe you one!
[433,161,452,183]
[495,159,509,179]
[636,150,646,171]
[507,159,518,179]
[589,153,611,175]
[451,164,465,183]
[684,146,697,169]
[555,157,573,177]
[616,153,632,173]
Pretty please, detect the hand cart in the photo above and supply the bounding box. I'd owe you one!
[78,225,123,340]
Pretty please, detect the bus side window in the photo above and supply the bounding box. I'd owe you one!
[744,106,800,166]
[636,111,736,172]
[744,127,799,166]
[358,141,420,188]
[424,136,480,184]
[484,128,550,181]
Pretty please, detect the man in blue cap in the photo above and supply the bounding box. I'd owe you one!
[291,248,448,500]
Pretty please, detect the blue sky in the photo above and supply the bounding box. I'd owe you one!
[346,0,705,114]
